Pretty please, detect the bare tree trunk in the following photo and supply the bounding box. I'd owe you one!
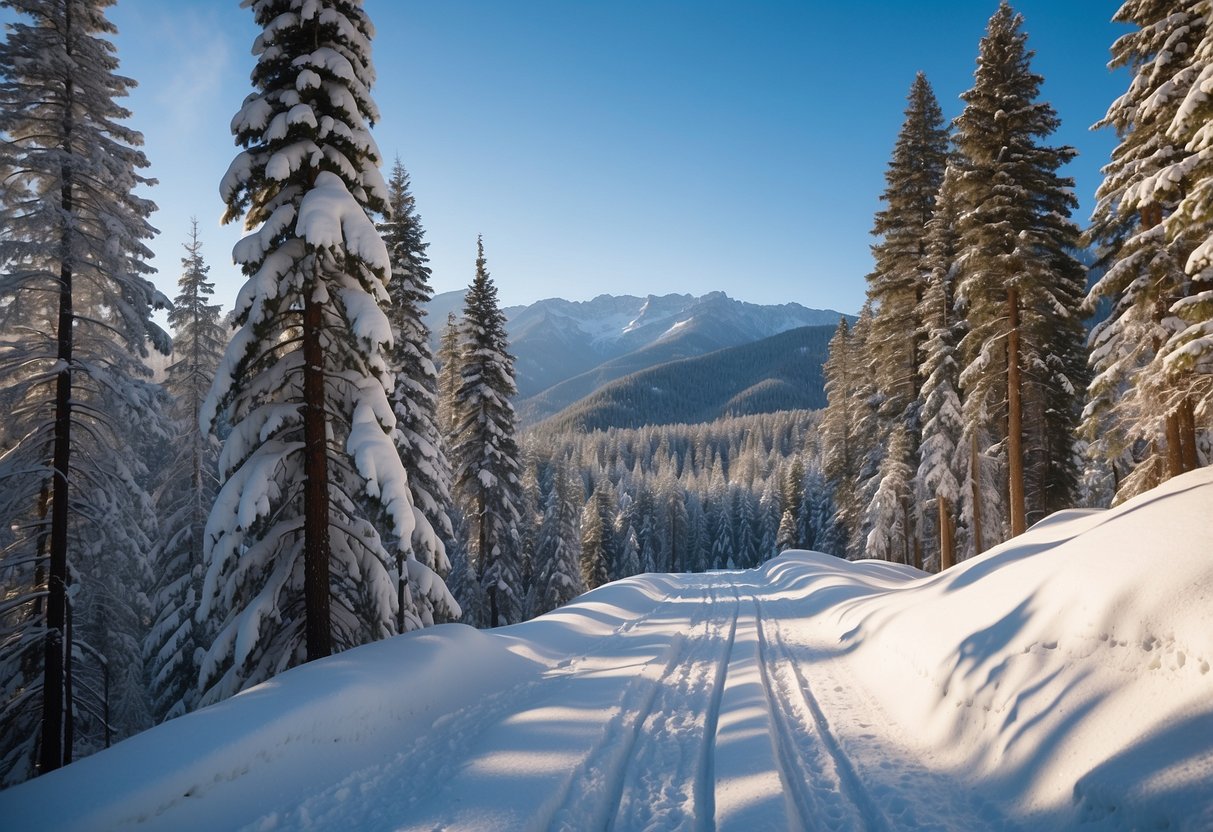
[970,432,984,555]
[302,291,333,660]
[938,493,955,571]
[1006,286,1026,537]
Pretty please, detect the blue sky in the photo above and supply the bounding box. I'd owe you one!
[95,1,1127,316]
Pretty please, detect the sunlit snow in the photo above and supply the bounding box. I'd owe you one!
[4,470,1212,830]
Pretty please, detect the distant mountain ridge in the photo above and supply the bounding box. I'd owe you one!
[425,290,851,427]
[537,324,835,433]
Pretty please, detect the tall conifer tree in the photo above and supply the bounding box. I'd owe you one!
[144,222,225,723]
[0,0,167,781]
[916,169,966,569]
[1086,0,1209,499]
[953,1,1087,536]
[450,237,525,627]
[377,158,457,627]
[200,0,452,702]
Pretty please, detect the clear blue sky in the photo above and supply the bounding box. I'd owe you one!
[93,1,1127,316]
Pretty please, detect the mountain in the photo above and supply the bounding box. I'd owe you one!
[9,469,1213,830]
[538,324,834,432]
[427,290,851,424]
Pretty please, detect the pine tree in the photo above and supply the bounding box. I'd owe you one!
[863,72,948,567]
[378,158,456,627]
[1086,1,1209,498]
[450,237,525,627]
[144,222,226,723]
[579,491,610,590]
[864,424,915,565]
[1137,2,1213,404]
[436,311,462,439]
[0,0,167,782]
[199,0,449,703]
[530,461,584,616]
[866,72,949,420]
[822,311,880,558]
[916,169,966,570]
[953,1,1087,537]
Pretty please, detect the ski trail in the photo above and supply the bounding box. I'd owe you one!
[756,597,889,832]
[711,581,807,831]
[606,582,741,832]
[695,581,740,832]
[545,576,728,831]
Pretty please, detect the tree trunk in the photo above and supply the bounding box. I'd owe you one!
[302,291,333,660]
[41,34,75,773]
[938,493,955,571]
[1165,411,1183,478]
[970,432,984,555]
[1006,286,1026,537]
[1179,396,1198,473]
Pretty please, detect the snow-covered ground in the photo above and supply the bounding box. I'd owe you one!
[5,469,1213,830]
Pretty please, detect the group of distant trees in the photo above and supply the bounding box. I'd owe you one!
[1,0,1211,794]
[823,1,1212,572]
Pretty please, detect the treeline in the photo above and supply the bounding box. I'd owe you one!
[820,2,1212,573]
[511,411,837,610]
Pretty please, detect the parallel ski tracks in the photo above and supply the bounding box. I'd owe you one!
[755,595,889,832]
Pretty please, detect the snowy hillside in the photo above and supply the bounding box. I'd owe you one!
[427,290,849,408]
[4,469,1213,830]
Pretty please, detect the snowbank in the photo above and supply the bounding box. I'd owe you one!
[770,466,1213,829]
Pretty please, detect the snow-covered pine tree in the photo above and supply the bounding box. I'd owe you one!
[0,0,168,782]
[1086,0,1209,497]
[822,310,881,558]
[450,237,525,627]
[144,222,226,724]
[579,487,610,590]
[436,311,462,439]
[916,168,967,570]
[863,72,949,565]
[378,157,456,626]
[200,0,453,702]
[776,455,805,551]
[1150,3,1213,440]
[529,460,584,616]
[953,1,1087,537]
[864,423,915,565]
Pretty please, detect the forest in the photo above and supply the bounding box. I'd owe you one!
[1,0,1211,795]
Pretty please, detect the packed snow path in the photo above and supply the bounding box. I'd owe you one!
[5,468,1213,830]
[270,571,995,831]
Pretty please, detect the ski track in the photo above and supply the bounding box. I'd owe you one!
[242,571,1015,831]
[756,596,888,831]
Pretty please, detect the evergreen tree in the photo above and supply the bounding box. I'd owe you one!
[822,311,880,558]
[144,222,226,723]
[864,424,916,565]
[530,461,584,616]
[0,0,167,782]
[378,158,456,627]
[1086,1,1208,498]
[200,0,452,702]
[436,311,462,439]
[953,1,1087,536]
[863,71,948,567]
[916,169,966,570]
[778,456,806,550]
[450,237,524,627]
[579,491,610,590]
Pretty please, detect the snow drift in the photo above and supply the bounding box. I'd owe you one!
[2,469,1211,830]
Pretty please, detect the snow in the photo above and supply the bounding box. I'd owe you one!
[4,469,1213,829]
